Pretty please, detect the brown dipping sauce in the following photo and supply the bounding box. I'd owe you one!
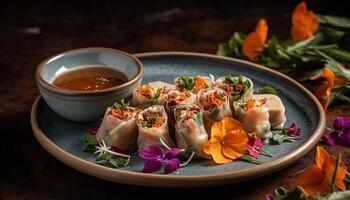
[52,66,128,91]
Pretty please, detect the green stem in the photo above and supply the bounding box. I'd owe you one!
[325,127,334,133]
[308,44,339,50]
[260,148,273,157]
[240,155,264,164]
[331,153,342,193]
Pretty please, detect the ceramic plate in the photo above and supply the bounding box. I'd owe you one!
[31,52,325,187]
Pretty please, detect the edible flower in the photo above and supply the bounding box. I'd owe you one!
[298,146,346,196]
[311,68,335,110]
[242,19,268,61]
[247,137,263,158]
[322,116,350,147]
[291,1,319,41]
[139,145,181,173]
[203,117,248,164]
[286,121,301,137]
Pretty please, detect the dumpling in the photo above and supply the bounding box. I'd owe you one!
[235,98,272,139]
[175,75,213,94]
[136,105,175,151]
[253,94,286,129]
[197,88,233,134]
[131,81,175,108]
[215,75,253,113]
[95,101,140,152]
[174,105,209,159]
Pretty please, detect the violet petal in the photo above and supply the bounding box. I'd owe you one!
[254,138,263,149]
[164,158,180,174]
[247,145,260,158]
[142,158,163,173]
[164,148,181,159]
[265,194,275,200]
[322,134,337,146]
[338,130,350,147]
[333,117,350,130]
[139,145,164,159]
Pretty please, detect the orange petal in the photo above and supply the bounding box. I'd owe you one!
[335,161,347,191]
[222,117,243,135]
[298,166,331,195]
[291,1,319,41]
[255,19,268,43]
[203,138,219,155]
[210,142,232,164]
[314,68,335,110]
[222,144,244,160]
[242,19,268,61]
[210,120,225,140]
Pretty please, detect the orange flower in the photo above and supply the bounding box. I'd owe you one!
[291,1,319,41]
[203,117,248,164]
[298,146,346,196]
[242,19,268,61]
[312,68,335,110]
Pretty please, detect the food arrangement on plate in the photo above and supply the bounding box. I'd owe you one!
[83,74,301,173]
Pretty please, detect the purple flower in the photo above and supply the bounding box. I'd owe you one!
[286,121,300,137]
[87,123,100,136]
[265,194,275,200]
[322,116,350,147]
[138,145,181,174]
[247,137,263,158]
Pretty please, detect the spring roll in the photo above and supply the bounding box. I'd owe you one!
[165,90,197,136]
[174,105,209,159]
[215,75,253,113]
[131,81,175,108]
[197,88,233,134]
[175,75,213,94]
[253,94,286,129]
[95,100,141,152]
[137,105,175,151]
[235,98,272,139]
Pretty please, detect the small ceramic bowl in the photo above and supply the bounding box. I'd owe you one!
[36,47,143,122]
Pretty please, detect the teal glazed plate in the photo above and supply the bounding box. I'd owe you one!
[31,52,325,188]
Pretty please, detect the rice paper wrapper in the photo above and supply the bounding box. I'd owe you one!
[95,107,139,151]
[174,75,214,94]
[198,88,233,134]
[253,94,286,129]
[131,81,175,109]
[137,105,175,151]
[174,105,209,159]
[236,105,272,139]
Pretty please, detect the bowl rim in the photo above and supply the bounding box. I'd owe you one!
[35,47,144,96]
[31,51,326,187]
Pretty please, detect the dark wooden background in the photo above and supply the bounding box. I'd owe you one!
[1,1,349,199]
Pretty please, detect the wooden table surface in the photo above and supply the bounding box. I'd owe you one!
[1,1,349,199]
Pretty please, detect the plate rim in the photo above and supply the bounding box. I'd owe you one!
[31,51,326,187]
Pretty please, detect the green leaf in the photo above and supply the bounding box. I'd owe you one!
[257,86,277,95]
[217,42,232,56]
[320,48,350,62]
[239,154,264,164]
[95,152,112,161]
[150,88,162,105]
[111,99,128,110]
[82,134,98,152]
[318,15,350,29]
[339,31,350,50]
[109,156,129,167]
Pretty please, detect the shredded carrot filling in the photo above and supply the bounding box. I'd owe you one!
[110,108,137,120]
[137,85,154,99]
[194,77,208,93]
[200,91,225,110]
[139,108,165,128]
[244,98,267,111]
[153,117,164,128]
[167,91,192,106]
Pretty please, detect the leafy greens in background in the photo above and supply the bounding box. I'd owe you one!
[217,14,350,109]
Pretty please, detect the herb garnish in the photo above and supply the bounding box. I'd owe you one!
[224,75,251,101]
[111,99,128,110]
[150,88,161,105]
[178,76,195,91]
